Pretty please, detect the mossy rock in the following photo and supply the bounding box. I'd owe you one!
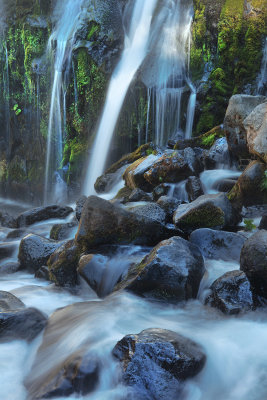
[174,126,224,150]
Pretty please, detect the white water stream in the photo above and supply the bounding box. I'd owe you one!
[84,0,158,195]
[257,37,267,95]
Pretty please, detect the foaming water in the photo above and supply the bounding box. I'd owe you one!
[84,0,158,195]
[200,169,241,194]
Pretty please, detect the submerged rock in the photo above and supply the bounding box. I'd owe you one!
[0,261,21,275]
[205,271,254,315]
[113,328,206,400]
[174,193,237,234]
[18,234,62,272]
[190,229,246,262]
[117,236,205,302]
[240,230,267,299]
[0,291,25,311]
[16,205,73,227]
[75,196,178,251]
[0,242,17,261]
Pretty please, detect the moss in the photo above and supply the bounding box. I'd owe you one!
[174,125,224,150]
[7,156,27,183]
[178,205,225,230]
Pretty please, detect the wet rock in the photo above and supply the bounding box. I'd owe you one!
[113,328,206,400]
[75,196,178,251]
[205,137,230,169]
[0,261,21,275]
[143,148,202,187]
[174,193,238,234]
[117,236,205,302]
[0,307,47,342]
[214,178,236,192]
[18,234,62,272]
[16,205,73,227]
[48,240,79,287]
[129,203,166,224]
[228,161,267,208]
[244,102,267,163]
[123,154,161,191]
[259,215,267,230]
[50,221,78,241]
[0,211,17,228]
[94,165,128,194]
[128,188,153,202]
[6,228,27,239]
[224,94,266,159]
[157,196,181,222]
[35,266,50,281]
[186,176,204,202]
[240,230,267,299]
[75,196,87,221]
[0,242,17,261]
[0,291,25,311]
[190,229,246,262]
[205,271,254,315]
[153,183,171,201]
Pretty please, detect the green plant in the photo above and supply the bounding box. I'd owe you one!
[243,219,256,232]
[13,104,22,115]
[146,149,157,156]
[260,170,267,191]
[201,132,216,147]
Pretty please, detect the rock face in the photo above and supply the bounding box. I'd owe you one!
[48,240,79,287]
[113,328,206,400]
[244,102,267,163]
[224,95,266,159]
[205,271,254,315]
[18,234,62,272]
[118,236,205,302]
[240,230,267,299]
[75,196,177,251]
[228,161,266,207]
[174,193,237,233]
[190,229,246,262]
[16,205,73,227]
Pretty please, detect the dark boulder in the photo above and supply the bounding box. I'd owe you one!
[48,240,79,287]
[18,234,62,272]
[0,211,17,228]
[0,307,47,342]
[259,215,267,230]
[240,230,267,299]
[205,270,254,314]
[215,178,236,193]
[128,188,153,202]
[16,205,73,227]
[186,176,204,202]
[0,261,21,275]
[6,228,27,239]
[35,266,50,281]
[75,196,178,251]
[157,196,181,222]
[113,328,206,400]
[117,236,205,302]
[129,203,166,224]
[75,196,87,221]
[190,229,246,262]
[0,242,17,261]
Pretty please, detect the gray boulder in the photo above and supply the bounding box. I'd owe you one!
[205,270,254,315]
[224,94,266,159]
[190,228,246,262]
[244,101,267,163]
[129,203,166,224]
[117,236,205,302]
[113,328,206,400]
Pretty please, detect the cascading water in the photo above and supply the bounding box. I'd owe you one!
[44,0,87,204]
[143,0,195,146]
[257,37,267,95]
[84,0,158,195]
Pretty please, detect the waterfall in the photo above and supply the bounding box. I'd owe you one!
[44,0,86,204]
[143,0,194,146]
[257,37,267,95]
[84,0,158,195]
